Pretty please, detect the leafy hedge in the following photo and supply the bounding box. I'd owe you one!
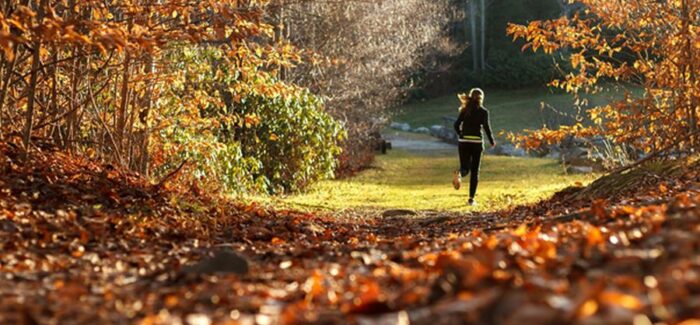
[482,51,558,88]
[155,46,343,195]
[462,51,562,89]
[232,93,344,194]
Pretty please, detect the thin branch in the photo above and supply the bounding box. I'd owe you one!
[153,159,188,191]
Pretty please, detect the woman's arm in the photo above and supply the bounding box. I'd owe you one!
[483,109,495,146]
[454,109,464,134]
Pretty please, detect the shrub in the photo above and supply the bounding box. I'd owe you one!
[153,47,343,195]
[234,93,344,194]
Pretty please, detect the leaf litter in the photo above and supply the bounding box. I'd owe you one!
[1,144,699,324]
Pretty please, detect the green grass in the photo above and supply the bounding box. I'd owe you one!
[258,148,598,213]
[394,86,640,134]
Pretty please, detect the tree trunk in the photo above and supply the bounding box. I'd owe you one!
[479,0,486,71]
[1,0,9,14]
[23,0,47,153]
[277,0,287,80]
[462,0,470,43]
[2,0,29,137]
[468,0,479,72]
[67,47,80,150]
[0,49,17,136]
[49,50,59,144]
[0,0,7,134]
[682,0,697,149]
[558,0,573,17]
[116,46,131,157]
[138,54,154,176]
[65,0,79,150]
[0,0,29,136]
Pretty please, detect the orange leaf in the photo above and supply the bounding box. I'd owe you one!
[599,291,643,310]
[577,299,598,318]
[586,227,604,247]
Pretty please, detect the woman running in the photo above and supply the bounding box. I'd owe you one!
[452,88,495,206]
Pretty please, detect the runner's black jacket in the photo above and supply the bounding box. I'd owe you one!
[453,106,495,145]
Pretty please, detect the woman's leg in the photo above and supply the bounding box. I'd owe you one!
[468,144,483,199]
[458,142,472,178]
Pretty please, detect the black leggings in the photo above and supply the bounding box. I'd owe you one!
[458,142,483,198]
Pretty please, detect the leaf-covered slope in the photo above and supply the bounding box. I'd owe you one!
[1,144,699,324]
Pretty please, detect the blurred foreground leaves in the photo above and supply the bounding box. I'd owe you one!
[0,144,699,324]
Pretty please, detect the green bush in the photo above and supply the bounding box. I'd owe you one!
[233,93,344,194]
[155,46,343,195]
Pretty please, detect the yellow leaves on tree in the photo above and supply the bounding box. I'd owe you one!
[507,0,700,156]
[0,0,325,193]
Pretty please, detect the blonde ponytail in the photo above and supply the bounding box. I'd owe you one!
[457,88,484,114]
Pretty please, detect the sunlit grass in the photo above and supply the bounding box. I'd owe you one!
[257,148,598,213]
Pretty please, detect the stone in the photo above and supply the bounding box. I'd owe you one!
[382,209,418,217]
[567,166,594,174]
[545,151,561,160]
[390,122,411,132]
[511,147,527,157]
[560,136,589,152]
[485,143,527,157]
[413,127,430,134]
[498,144,517,156]
[430,126,446,138]
[428,125,459,144]
[564,156,595,166]
[562,146,589,159]
[430,125,445,137]
[182,249,249,275]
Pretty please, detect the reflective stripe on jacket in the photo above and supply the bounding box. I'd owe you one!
[453,106,495,145]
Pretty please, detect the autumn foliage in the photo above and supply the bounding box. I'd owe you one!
[507,0,700,158]
[0,0,342,193]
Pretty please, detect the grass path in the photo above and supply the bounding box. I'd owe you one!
[259,133,597,213]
